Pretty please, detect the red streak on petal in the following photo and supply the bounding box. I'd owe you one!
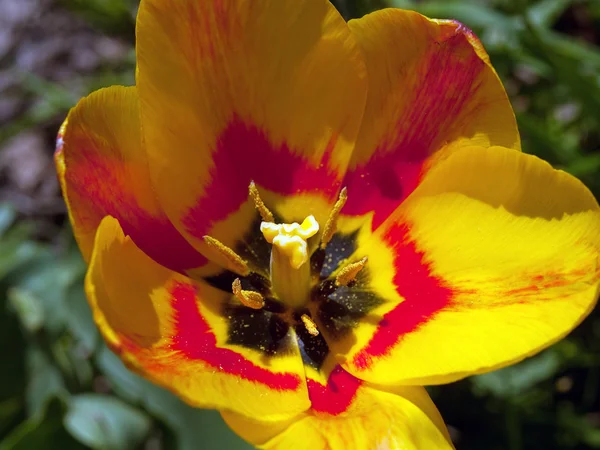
[183,0,241,62]
[504,285,541,296]
[353,222,453,370]
[170,282,302,391]
[182,118,340,239]
[113,336,168,374]
[344,29,484,227]
[64,142,206,273]
[307,365,361,415]
[499,273,581,302]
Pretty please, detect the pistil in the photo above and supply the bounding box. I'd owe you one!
[261,216,319,308]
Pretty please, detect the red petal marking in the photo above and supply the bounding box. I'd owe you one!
[170,282,302,390]
[307,365,361,415]
[183,0,241,62]
[182,118,340,239]
[64,144,206,273]
[352,222,454,370]
[344,27,485,228]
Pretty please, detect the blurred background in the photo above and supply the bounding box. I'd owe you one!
[0,0,599,448]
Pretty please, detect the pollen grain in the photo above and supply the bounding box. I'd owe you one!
[321,187,347,249]
[300,314,319,337]
[249,181,274,222]
[203,235,250,276]
[335,257,368,287]
[232,278,264,310]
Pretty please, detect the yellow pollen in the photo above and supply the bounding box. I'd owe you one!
[260,215,319,269]
[202,235,249,276]
[248,181,274,222]
[335,257,368,286]
[301,314,319,337]
[321,187,347,249]
[232,278,264,309]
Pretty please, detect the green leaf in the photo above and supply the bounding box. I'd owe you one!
[10,247,85,334]
[0,205,16,237]
[0,291,26,405]
[0,398,84,450]
[61,0,136,35]
[523,21,600,119]
[538,29,600,68]
[0,397,22,437]
[64,394,151,450]
[0,232,45,281]
[64,276,98,353]
[472,350,561,398]
[50,337,94,391]
[7,288,45,333]
[565,153,600,177]
[25,347,68,419]
[527,0,573,28]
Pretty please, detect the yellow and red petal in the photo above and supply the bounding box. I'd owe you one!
[86,216,310,420]
[135,0,367,254]
[223,366,452,449]
[343,9,520,226]
[337,146,600,385]
[55,86,205,273]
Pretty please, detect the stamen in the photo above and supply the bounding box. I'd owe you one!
[202,235,250,276]
[248,181,274,222]
[232,278,264,309]
[335,257,368,286]
[321,187,347,249]
[300,314,319,337]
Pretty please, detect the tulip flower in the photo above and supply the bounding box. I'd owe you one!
[55,1,600,448]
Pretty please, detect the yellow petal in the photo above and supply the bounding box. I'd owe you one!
[223,383,452,449]
[339,146,599,385]
[136,0,367,256]
[86,216,310,420]
[343,9,520,225]
[56,86,205,273]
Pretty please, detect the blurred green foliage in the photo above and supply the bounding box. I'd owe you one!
[0,203,252,449]
[0,0,599,449]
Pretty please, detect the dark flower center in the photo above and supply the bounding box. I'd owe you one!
[202,183,384,369]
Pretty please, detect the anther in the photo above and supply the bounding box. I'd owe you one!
[300,314,319,337]
[321,187,347,249]
[232,278,264,309]
[335,257,368,286]
[203,235,250,276]
[249,181,274,222]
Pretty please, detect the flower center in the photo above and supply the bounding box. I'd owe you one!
[260,215,319,308]
[202,182,368,339]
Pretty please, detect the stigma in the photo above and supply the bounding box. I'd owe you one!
[260,215,319,309]
[260,216,319,269]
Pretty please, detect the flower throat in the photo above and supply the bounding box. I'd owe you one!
[202,182,367,338]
